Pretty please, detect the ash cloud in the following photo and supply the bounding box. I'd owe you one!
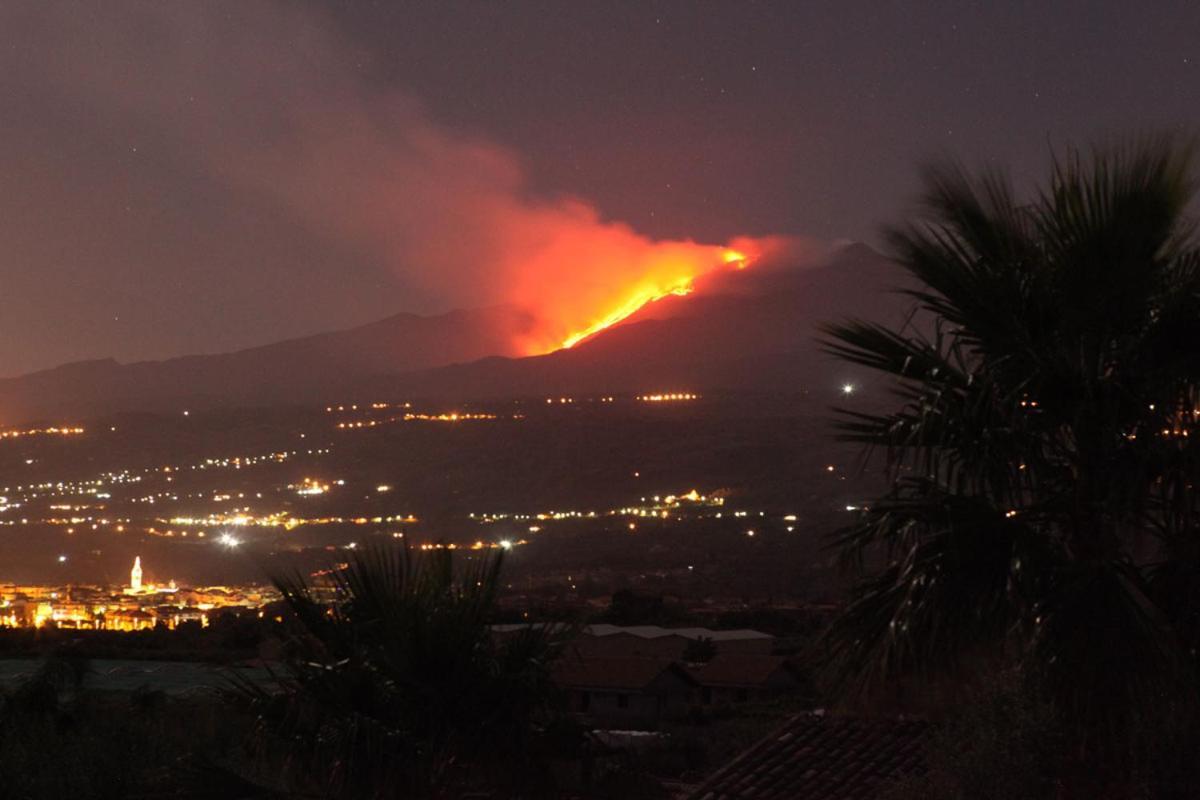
[0,2,797,373]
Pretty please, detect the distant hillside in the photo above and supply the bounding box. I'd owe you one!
[0,243,911,423]
[0,305,536,422]
[373,243,911,402]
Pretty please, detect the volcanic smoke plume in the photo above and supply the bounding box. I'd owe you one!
[0,3,799,370]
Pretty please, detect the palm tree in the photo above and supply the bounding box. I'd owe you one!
[819,137,1200,761]
[227,545,574,799]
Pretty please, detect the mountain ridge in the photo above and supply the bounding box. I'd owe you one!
[0,243,909,423]
[0,304,537,422]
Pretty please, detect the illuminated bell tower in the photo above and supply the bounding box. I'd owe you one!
[130,556,143,594]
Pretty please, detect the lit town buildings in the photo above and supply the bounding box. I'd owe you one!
[0,556,276,631]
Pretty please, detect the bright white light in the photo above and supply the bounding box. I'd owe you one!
[57,554,67,563]
[218,532,241,549]
[499,540,513,550]
[841,383,855,395]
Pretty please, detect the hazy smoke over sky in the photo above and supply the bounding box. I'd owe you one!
[0,2,791,373]
[1,2,1194,373]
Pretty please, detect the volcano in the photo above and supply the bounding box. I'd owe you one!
[372,242,908,402]
[0,243,906,423]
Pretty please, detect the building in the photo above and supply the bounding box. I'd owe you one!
[0,570,273,632]
[689,654,808,705]
[534,624,775,660]
[130,555,143,594]
[553,656,698,730]
[104,608,157,632]
[688,712,929,800]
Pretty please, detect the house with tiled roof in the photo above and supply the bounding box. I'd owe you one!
[553,656,698,730]
[575,624,776,659]
[491,623,776,660]
[688,711,929,800]
[688,653,808,705]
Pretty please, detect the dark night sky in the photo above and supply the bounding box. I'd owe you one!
[0,1,1196,375]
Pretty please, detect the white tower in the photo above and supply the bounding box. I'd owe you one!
[130,556,143,593]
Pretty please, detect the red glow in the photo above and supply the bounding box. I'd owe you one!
[555,246,753,350]
[213,74,789,357]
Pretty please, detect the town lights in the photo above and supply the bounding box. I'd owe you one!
[218,532,242,549]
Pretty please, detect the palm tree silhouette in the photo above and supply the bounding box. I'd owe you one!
[229,545,574,798]
[820,137,1200,760]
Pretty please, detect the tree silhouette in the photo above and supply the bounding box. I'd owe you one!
[228,545,575,798]
[820,137,1200,764]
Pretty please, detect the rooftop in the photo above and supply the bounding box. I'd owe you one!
[587,624,773,642]
[688,654,801,687]
[552,656,697,691]
[689,712,929,800]
[489,623,773,642]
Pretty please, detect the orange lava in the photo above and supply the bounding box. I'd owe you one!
[556,247,752,350]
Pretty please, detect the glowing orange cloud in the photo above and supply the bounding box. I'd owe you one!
[480,196,779,355]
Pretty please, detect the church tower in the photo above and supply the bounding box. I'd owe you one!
[130,556,143,594]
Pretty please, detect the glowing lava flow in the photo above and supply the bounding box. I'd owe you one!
[559,248,750,349]
[560,275,694,349]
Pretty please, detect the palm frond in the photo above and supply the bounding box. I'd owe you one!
[820,135,1200,756]
[218,544,572,798]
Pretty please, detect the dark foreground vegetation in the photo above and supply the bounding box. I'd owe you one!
[0,548,815,799]
[1,549,574,799]
[823,135,1200,797]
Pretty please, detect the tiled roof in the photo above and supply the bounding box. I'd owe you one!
[688,654,799,687]
[552,656,697,691]
[490,623,774,642]
[689,712,929,800]
[585,624,773,642]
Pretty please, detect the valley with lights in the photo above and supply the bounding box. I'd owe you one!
[0,391,875,629]
[0,241,900,636]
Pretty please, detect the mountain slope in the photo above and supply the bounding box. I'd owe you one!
[375,243,911,401]
[0,305,536,422]
[0,243,908,423]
